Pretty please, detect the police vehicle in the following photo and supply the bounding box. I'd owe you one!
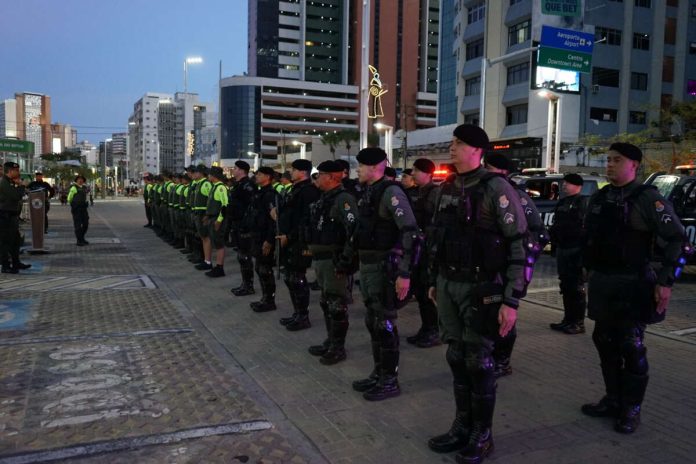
[645,166,696,248]
[510,169,607,227]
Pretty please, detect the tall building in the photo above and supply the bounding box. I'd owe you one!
[14,92,52,155]
[0,99,17,139]
[441,0,696,168]
[49,123,77,153]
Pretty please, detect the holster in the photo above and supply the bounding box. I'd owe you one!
[471,281,504,336]
[385,252,410,310]
[637,266,663,324]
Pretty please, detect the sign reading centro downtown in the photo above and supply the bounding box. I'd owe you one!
[0,138,34,154]
[538,25,594,74]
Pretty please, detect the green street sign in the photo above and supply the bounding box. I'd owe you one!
[542,0,580,17]
[538,46,592,73]
[0,138,34,154]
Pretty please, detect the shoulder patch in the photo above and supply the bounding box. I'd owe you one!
[391,195,399,207]
[503,212,515,224]
[661,214,672,224]
[655,201,664,212]
[520,197,528,206]
[344,201,351,211]
[499,195,509,209]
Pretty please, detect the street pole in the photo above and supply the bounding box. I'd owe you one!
[359,0,371,149]
[554,96,563,174]
[545,99,554,171]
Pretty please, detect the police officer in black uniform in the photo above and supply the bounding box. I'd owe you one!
[68,175,90,246]
[352,147,420,401]
[0,162,29,273]
[306,160,359,364]
[27,171,54,233]
[483,152,548,378]
[336,159,363,200]
[277,159,321,330]
[549,173,589,334]
[581,143,689,434]
[404,158,441,348]
[229,160,258,296]
[427,125,528,463]
[246,166,282,312]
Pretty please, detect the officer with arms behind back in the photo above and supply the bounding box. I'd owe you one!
[549,173,589,334]
[352,147,420,401]
[581,142,690,434]
[229,160,258,296]
[306,160,359,365]
[427,125,528,464]
[68,174,90,246]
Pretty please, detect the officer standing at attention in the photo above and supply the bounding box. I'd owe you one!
[203,166,229,278]
[192,167,213,270]
[277,159,321,330]
[400,168,416,191]
[352,147,420,401]
[483,151,548,378]
[229,161,258,296]
[27,171,55,233]
[581,142,689,434]
[247,166,282,313]
[68,175,90,246]
[404,158,441,348]
[336,159,363,200]
[143,174,154,228]
[427,125,527,463]
[548,173,589,335]
[306,160,358,365]
[0,162,30,273]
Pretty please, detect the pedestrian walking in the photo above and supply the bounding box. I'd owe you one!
[352,147,420,401]
[427,124,528,463]
[68,175,90,246]
[581,142,691,434]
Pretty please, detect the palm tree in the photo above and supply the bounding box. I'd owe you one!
[320,132,341,160]
[339,130,360,157]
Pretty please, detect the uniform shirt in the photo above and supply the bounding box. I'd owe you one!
[0,175,22,213]
[205,181,229,222]
[278,178,321,242]
[359,177,419,277]
[308,185,358,256]
[431,167,528,309]
[515,185,547,244]
[247,184,281,245]
[406,182,438,230]
[586,180,685,287]
[67,184,88,207]
[549,193,587,248]
[228,176,256,223]
[192,178,212,211]
[27,180,55,200]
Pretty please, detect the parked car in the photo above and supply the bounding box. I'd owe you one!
[645,169,696,249]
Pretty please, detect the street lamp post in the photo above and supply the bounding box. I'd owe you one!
[247,151,260,171]
[537,90,563,172]
[102,138,111,199]
[292,141,306,160]
[374,123,393,165]
[184,56,203,94]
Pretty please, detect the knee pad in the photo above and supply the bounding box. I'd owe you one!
[375,319,399,348]
[446,342,467,370]
[592,325,613,352]
[327,300,347,321]
[620,331,648,375]
[464,348,496,394]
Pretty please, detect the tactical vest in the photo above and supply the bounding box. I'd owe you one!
[228,178,253,221]
[409,183,436,229]
[162,181,172,206]
[307,187,345,247]
[70,184,88,207]
[187,180,198,208]
[434,172,507,277]
[356,179,401,250]
[178,184,189,209]
[552,194,585,247]
[0,176,21,212]
[192,179,212,211]
[584,185,654,272]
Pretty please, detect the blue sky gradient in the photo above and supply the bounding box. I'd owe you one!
[0,0,248,141]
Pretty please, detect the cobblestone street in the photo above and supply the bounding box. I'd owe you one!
[1,200,695,463]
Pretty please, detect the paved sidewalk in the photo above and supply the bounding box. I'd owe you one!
[1,200,695,463]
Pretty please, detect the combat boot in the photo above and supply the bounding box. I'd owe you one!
[581,396,620,417]
[416,329,441,348]
[285,312,311,331]
[195,262,213,271]
[455,393,495,464]
[549,320,570,331]
[309,302,332,356]
[562,322,585,334]
[205,265,225,278]
[279,313,298,325]
[406,327,425,344]
[615,372,648,434]
[428,383,471,453]
[320,307,348,365]
[352,341,381,392]
[493,358,512,378]
[362,345,400,401]
[251,300,277,312]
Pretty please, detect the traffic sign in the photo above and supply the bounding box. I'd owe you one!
[0,138,34,154]
[542,0,581,17]
[540,25,594,54]
[538,47,592,73]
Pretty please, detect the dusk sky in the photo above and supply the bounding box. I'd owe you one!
[1,0,248,142]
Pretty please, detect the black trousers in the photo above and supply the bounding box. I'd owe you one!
[0,216,21,267]
[72,207,89,243]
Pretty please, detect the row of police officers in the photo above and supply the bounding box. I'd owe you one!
[141,125,691,464]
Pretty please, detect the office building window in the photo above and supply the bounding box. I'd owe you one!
[663,56,675,82]
[593,67,620,87]
[666,0,678,6]
[633,33,650,50]
[506,104,528,125]
[590,107,618,122]
[595,26,622,46]
[629,111,647,124]
[509,20,531,46]
[464,113,480,126]
[665,18,677,44]
[466,39,484,60]
[507,62,529,85]
[631,72,648,90]
[690,42,696,54]
[465,76,481,96]
[467,1,485,24]
[635,0,651,6]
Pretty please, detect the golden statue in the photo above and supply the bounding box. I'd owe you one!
[368,65,388,118]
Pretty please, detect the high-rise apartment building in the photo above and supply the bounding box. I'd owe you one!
[49,123,77,153]
[13,92,52,156]
[0,99,18,139]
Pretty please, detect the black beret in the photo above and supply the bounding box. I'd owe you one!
[74,174,86,182]
[402,168,413,176]
[3,161,19,170]
[356,147,387,165]
[563,173,584,186]
[281,171,292,180]
[484,152,514,172]
[257,166,276,177]
[185,164,195,172]
[412,158,436,174]
[208,166,226,180]
[384,166,397,178]
[35,171,43,176]
[335,159,350,171]
[453,124,490,149]
[317,160,343,173]
[609,142,642,162]
[234,160,250,172]
[291,159,313,172]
